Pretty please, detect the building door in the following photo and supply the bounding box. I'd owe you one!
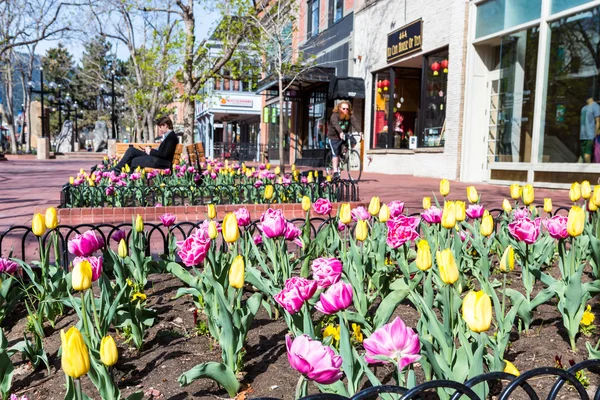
[485,70,501,180]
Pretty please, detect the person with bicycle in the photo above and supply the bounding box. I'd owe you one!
[327,100,363,178]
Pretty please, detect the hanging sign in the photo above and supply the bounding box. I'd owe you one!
[387,19,422,63]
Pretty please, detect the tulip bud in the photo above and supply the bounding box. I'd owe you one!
[118,239,128,258]
[307,173,314,183]
[302,196,311,212]
[208,220,218,239]
[589,200,598,212]
[504,360,520,376]
[207,204,217,219]
[368,197,381,216]
[509,184,521,200]
[355,220,368,241]
[582,181,592,199]
[455,201,466,222]
[69,176,74,185]
[222,213,240,243]
[502,199,512,213]
[274,166,281,175]
[466,186,479,203]
[291,164,296,172]
[100,335,118,367]
[134,215,144,233]
[593,186,600,207]
[229,255,245,289]
[72,259,92,291]
[462,290,492,333]
[338,203,352,224]
[45,207,59,230]
[32,213,46,237]
[416,240,432,271]
[79,168,85,175]
[265,163,271,170]
[522,184,534,206]
[436,249,459,285]
[440,179,450,197]
[441,201,456,229]
[61,327,90,379]
[569,182,581,202]
[480,211,494,237]
[567,206,585,237]
[264,185,274,200]
[499,245,514,273]
[543,198,552,213]
[422,196,431,210]
[379,204,390,222]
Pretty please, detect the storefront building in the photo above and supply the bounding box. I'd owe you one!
[353,0,468,178]
[462,0,600,187]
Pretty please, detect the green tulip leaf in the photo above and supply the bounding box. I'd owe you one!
[178,361,240,397]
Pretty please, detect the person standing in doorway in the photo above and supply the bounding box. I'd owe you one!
[580,92,600,163]
[327,100,363,177]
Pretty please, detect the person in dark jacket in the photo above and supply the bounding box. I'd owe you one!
[113,116,178,171]
[327,100,363,177]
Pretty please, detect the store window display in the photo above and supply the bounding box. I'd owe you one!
[421,50,448,147]
[373,73,391,148]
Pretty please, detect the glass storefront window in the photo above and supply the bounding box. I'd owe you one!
[541,6,600,163]
[421,50,449,147]
[306,91,327,150]
[372,72,391,148]
[476,0,542,39]
[552,0,594,14]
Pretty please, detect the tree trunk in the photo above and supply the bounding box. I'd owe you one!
[278,75,285,174]
[25,102,31,153]
[183,95,195,146]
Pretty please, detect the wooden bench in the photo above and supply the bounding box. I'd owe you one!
[115,142,184,172]
[186,142,206,172]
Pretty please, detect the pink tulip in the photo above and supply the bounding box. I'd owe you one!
[466,204,485,219]
[74,256,103,282]
[388,201,405,218]
[421,206,442,224]
[284,222,302,241]
[285,277,318,301]
[508,217,541,244]
[301,176,308,184]
[311,257,342,289]
[459,230,468,242]
[68,230,105,257]
[254,180,264,188]
[176,233,211,267]
[0,258,18,274]
[105,186,115,196]
[234,207,252,227]
[512,207,530,221]
[274,286,305,314]
[337,221,346,231]
[386,217,420,249]
[315,281,353,314]
[260,209,287,238]
[253,234,263,245]
[159,213,177,228]
[313,198,332,215]
[351,206,371,221]
[286,334,343,384]
[544,215,568,239]
[363,317,421,368]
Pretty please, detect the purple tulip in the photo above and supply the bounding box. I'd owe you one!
[337,221,346,231]
[0,258,18,274]
[301,176,308,184]
[315,281,353,314]
[386,218,419,249]
[259,164,266,170]
[351,206,371,221]
[284,222,302,241]
[465,204,485,219]
[313,198,333,215]
[234,207,251,227]
[285,277,317,300]
[74,256,103,282]
[111,230,126,243]
[421,206,442,224]
[105,186,115,196]
[286,334,343,384]
[253,234,263,245]
[363,317,421,368]
[254,180,264,188]
[259,209,287,238]
[388,201,405,218]
[282,176,292,186]
[68,230,105,257]
[544,215,568,239]
[508,217,541,244]
[130,172,141,181]
[512,207,530,221]
[176,233,211,267]
[159,213,177,228]
[311,257,343,289]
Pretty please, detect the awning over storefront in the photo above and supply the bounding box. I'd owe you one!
[255,67,336,94]
[328,76,365,100]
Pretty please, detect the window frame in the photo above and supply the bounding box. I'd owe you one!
[307,0,320,38]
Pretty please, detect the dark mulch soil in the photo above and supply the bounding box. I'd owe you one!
[5,269,600,400]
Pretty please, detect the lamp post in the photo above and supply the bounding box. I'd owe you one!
[27,67,46,138]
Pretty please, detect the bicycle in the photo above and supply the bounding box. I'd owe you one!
[325,133,363,182]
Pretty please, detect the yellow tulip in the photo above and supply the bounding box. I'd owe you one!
[441,201,456,229]
[135,215,144,233]
[368,197,381,216]
[581,305,595,326]
[291,164,296,172]
[504,360,520,376]
[72,259,92,291]
[502,199,512,213]
[462,290,492,333]
[307,173,314,183]
[79,168,85,175]
[208,221,218,239]
[509,184,521,200]
[355,220,368,241]
[69,176,74,185]
[570,182,581,202]
[274,166,281,175]
[440,179,450,197]
[207,204,217,219]
[302,196,311,212]
[229,255,245,289]
[466,186,479,203]
[266,163,271,170]
[124,164,130,173]
[582,181,592,199]
[455,201,466,222]
[100,335,118,367]
[416,240,432,271]
[422,196,431,210]
[436,249,459,285]
[264,185,274,200]
[222,213,240,243]
[379,204,390,222]
[480,211,494,237]
[339,203,352,224]
[567,206,585,237]
[543,198,552,213]
[499,245,515,273]
[118,239,128,258]
[590,200,598,212]
[32,213,46,237]
[61,327,90,379]
[593,186,600,207]
[522,184,534,205]
[45,207,58,230]
[87,178,95,187]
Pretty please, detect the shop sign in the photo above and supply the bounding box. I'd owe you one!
[219,97,253,107]
[387,19,422,63]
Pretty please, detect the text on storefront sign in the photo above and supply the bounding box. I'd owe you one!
[387,19,422,63]
[219,98,254,107]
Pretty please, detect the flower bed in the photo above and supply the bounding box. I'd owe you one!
[1,182,600,399]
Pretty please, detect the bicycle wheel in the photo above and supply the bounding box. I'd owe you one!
[344,150,362,182]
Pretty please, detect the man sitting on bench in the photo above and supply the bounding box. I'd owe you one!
[113,116,178,171]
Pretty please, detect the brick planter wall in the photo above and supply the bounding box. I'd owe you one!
[57,202,367,225]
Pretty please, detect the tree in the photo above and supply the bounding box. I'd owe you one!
[42,43,75,87]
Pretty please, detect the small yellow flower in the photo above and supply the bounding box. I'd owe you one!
[323,324,340,344]
[352,323,363,343]
[126,278,134,287]
[504,360,520,376]
[581,305,595,326]
[131,292,147,302]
